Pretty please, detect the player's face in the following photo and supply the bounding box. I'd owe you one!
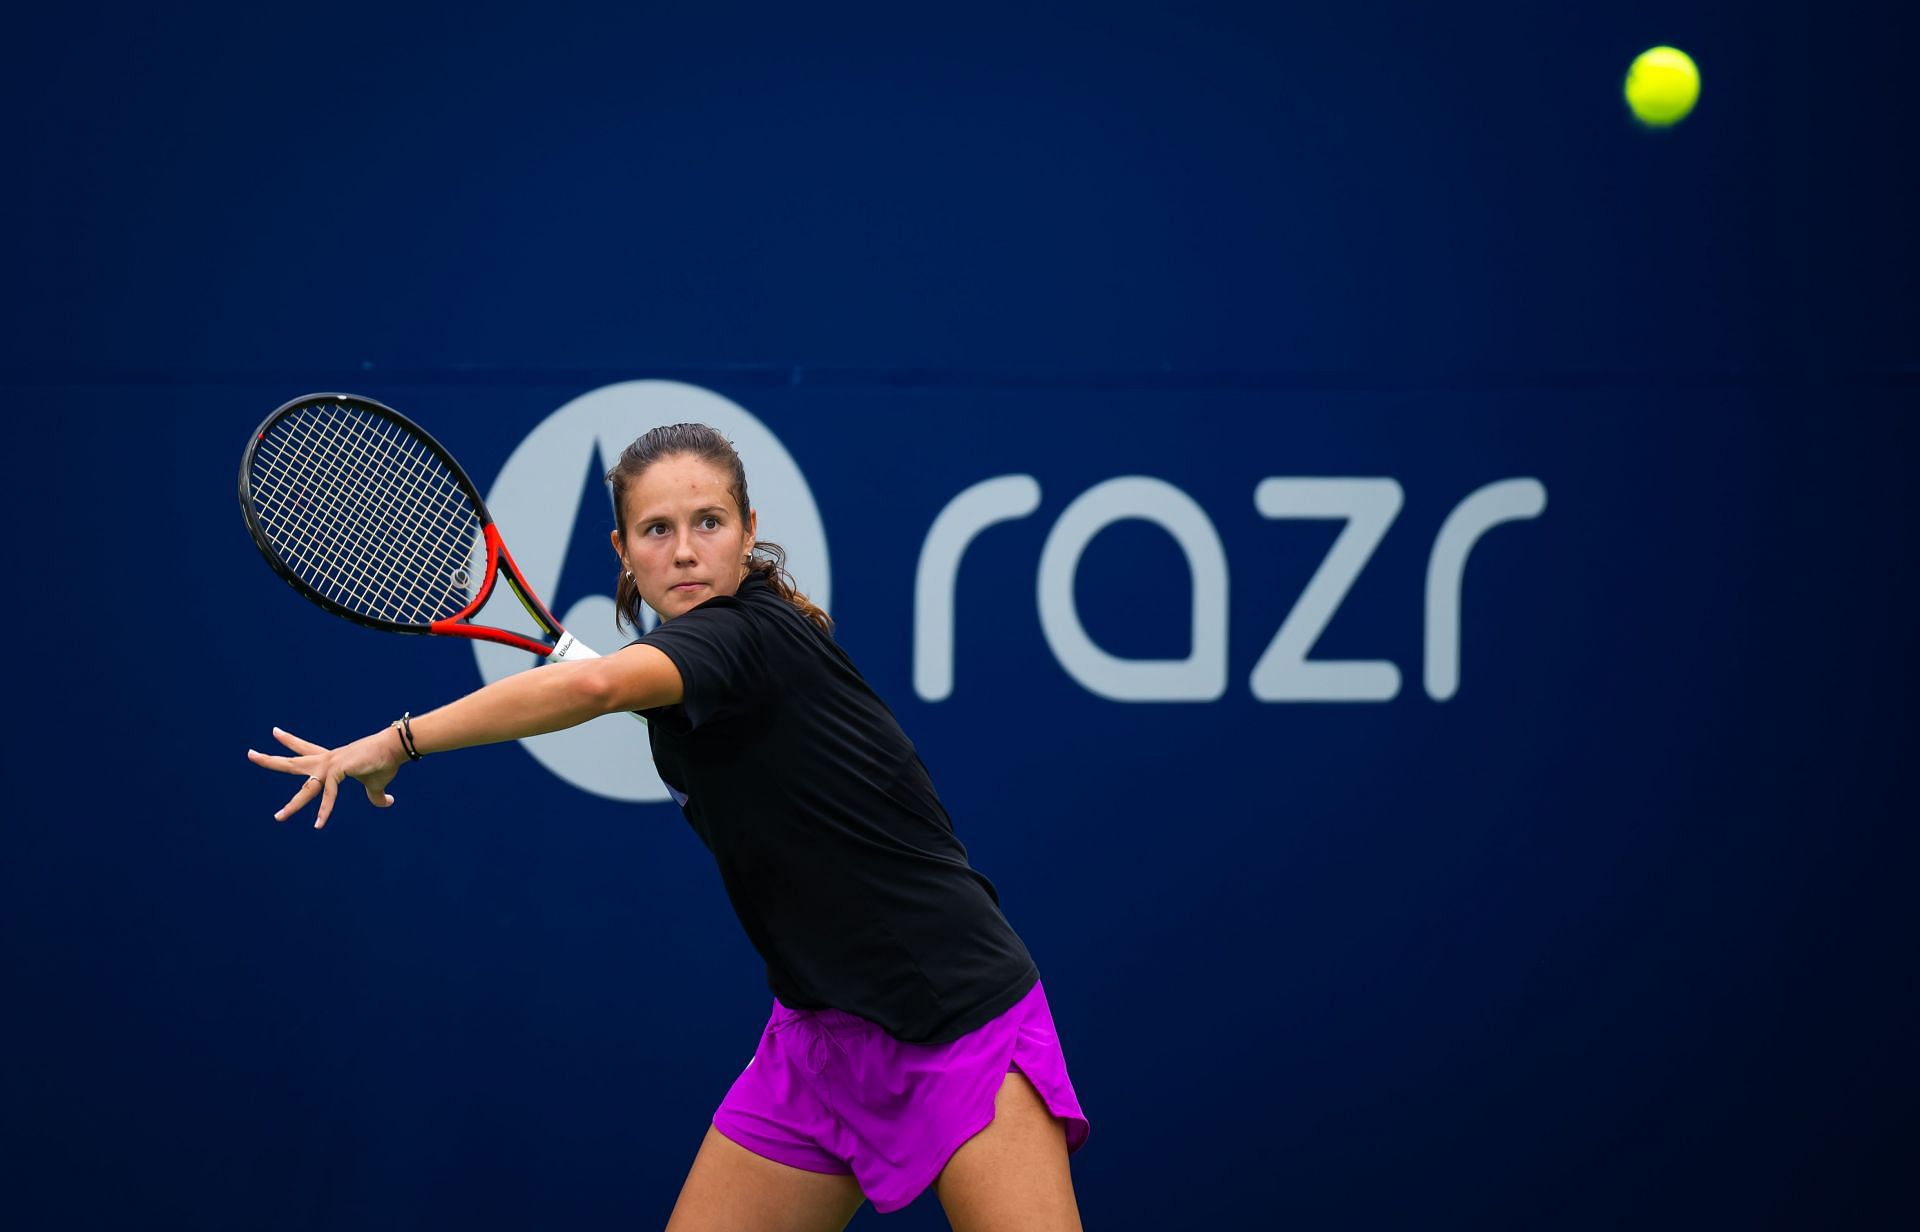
[612,454,757,621]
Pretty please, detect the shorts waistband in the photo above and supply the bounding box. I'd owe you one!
[769,998,882,1035]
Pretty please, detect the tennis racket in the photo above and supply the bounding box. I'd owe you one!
[238,392,622,683]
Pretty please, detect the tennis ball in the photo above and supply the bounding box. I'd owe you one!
[1624,46,1700,127]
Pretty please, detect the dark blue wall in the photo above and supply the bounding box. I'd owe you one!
[4,2,1914,1228]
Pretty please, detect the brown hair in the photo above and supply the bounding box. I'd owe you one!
[606,423,832,635]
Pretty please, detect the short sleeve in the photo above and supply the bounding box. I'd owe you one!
[633,597,773,728]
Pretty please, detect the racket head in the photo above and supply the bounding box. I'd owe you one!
[238,392,496,635]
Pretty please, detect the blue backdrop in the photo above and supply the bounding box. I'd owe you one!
[4,2,1914,1228]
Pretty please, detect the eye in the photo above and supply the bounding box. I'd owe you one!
[701,515,721,530]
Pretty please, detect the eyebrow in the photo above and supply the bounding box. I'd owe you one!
[634,505,727,523]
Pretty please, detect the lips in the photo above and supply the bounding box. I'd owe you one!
[672,582,705,592]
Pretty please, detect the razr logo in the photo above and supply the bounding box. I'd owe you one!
[914,475,1546,703]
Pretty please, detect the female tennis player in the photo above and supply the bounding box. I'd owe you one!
[247,423,1089,1230]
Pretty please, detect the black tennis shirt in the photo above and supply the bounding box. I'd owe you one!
[633,570,1038,1044]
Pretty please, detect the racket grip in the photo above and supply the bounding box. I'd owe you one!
[548,631,602,662]
[547,630,648,725]
[550,630,650,725]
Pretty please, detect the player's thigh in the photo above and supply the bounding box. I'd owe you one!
[933,1070,1084,1232]
[664,1125,867,1232]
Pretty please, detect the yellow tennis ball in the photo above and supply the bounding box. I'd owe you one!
[1624,46,1700,127]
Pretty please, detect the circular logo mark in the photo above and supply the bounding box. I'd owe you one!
[473,381,830,801]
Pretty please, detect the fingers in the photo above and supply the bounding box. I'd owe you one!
[248,748,301,776]
[274,774,324,823]
[253,728,330,828]
[249,727,400,830]
[272,726,327,755]
[359,757,398,810]
[269,771,366,829]
[315,775,341,830]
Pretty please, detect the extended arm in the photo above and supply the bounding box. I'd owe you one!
[406,644,683,754]
[246,644,683,828]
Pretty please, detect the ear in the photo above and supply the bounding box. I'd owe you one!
[746,508,757,556]
[608,528,624,567]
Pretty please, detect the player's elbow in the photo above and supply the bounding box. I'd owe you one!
[569,659,629,719]
[597,643,683,713]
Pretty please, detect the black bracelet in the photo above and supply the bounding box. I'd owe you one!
[394,712,423,761]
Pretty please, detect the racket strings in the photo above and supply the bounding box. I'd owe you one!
[260,412,475,623]
[257,420,421,614]
[254,412,468,622]
[254,417,440,616]
[248,402,484,625]
[274,409,478,621]
[304,412,474,616]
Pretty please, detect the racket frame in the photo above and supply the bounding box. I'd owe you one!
[238,392,583,659]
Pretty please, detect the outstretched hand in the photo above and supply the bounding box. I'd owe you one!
[247,725,402,829]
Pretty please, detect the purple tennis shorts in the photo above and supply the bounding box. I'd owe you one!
[711,978,1090,1213]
